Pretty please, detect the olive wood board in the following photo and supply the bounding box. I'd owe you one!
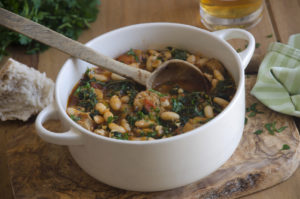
[1,75,300,199]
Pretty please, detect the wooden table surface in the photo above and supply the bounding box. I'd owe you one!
[1,0,300,198]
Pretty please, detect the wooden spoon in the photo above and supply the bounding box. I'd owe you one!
[0,8,210,91]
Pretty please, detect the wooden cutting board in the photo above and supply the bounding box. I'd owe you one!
[1,75,300,199]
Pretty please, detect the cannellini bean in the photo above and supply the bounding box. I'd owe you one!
[121,119,131,132]
[155,125,163,136]
[111,73,125,80]
[148,49,159,56]
[135,120,155,128]
[130,63,140,68]
[204,105,214,118]
[109,123,126,133]
[187,55,196,64]
[213,69,224,81]
[110,95,122,111]
[94,115,104,124]
[204,73,213,82]
[211,79,218,90]
[121,95,130,103]
[160,98,170,107]
[160,111,180,121]
[94,129,106,136]
[94,74,109,82]
[196,57,209,67]
[214,97,229,108]
[163,51,172,59]
[103,111,114,121]
[178,88,184,94]
[148,137,156,141]
[146,55,156,71]
[191,116,207,124]
[95,103,108,114]
[67,107,81,116]
[94,89,103,100]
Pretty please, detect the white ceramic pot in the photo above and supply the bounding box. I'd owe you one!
[35,23,255,192]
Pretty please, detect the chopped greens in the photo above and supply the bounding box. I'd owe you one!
[112,132,129,140]
[253,129,263,135]
[170,48,188,60]
[246,103,264,117]
[255,43,261,49]
[264,121,287,135]
[148,89,167,97]
[127,49,139,62]
[0,0,100,60]
[281,144,290,150]
[266,34,273,38]
[70,114,81,122]
[75,82,98,111]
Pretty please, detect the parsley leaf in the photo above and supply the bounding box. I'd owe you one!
[70,114,80,122]
[0,0,100,60]
[253,129,263,135]
[127,49,139,62]
[281,144,290,150]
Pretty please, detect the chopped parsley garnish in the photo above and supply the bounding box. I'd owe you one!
[127,49,139,62]
[266,34,273,38]
[253,129,263,135]
[246,103,264,117]
[255,43,261,48]
[281,144,290,150]
[264,122,287,135]
[70,114,80,122]
[236,48,242,53]
[245,117,248,125]
[75,82,98,111]
[148,89,167,97]
[112,132,129,140]
[171,48,188,60]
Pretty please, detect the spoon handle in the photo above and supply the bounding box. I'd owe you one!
[0,8,151,85]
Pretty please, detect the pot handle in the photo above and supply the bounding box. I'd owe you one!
[212,28,255,70]
[35,103,83,146]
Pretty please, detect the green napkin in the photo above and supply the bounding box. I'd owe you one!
[251,34,300,117]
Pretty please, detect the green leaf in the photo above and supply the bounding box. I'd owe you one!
[276,126,287,133]
[266,34,273,38]
[255,43,261,48]
[148,89,167,97]
[244,117,248,125]
[265,122,275,135]
[127,49,139,62]
[281,144,290,150]
[253,129,263,135]
[70,114,80,122]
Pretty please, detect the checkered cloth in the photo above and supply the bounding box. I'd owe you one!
[251,34,300,116]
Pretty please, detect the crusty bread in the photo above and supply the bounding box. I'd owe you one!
[0,58,54,121]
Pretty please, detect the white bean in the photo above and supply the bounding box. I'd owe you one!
[93,115,104,124]
[95,103,108,114]
[187,55,196,64]
[204,105,214,118]
[103,111,114,121]
[110,95,122,111]
[160,111,180,121]
[94,89,103,100]
[121,95,130,103]
[111,73,125,80]
[214,97,229,108]
[109,123,126,133]
[94,74,108,82]
[94,129,106,136]
[121,119,131,132]
[213,69,224,81]
[135,120,155,128]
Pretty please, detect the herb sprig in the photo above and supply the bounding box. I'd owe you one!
[246,103,264,117]
[0,0,100,60]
